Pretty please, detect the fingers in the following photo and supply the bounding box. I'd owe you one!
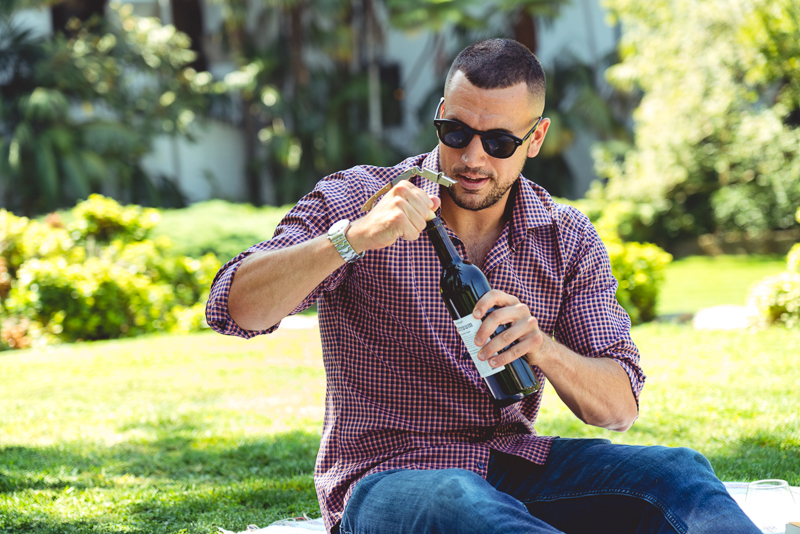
[477,318,544,369]
[382,181,437,238]
[395,180,438,223]
[428,195,442,220]
[349,181,438,251]
[473,290,544,368]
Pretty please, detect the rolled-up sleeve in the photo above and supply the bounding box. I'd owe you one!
[205,172,366,338]
[205,250,268,338]
[553,209,646,406]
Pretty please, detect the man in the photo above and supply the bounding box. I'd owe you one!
[207,39,759,533]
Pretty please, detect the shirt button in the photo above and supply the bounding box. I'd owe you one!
[477,461,486,469]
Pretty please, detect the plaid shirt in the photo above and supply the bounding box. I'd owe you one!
[206,147,645,532]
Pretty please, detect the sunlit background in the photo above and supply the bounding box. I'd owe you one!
[1,0,798,532]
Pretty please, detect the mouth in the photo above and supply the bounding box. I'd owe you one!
[455,173,491,190]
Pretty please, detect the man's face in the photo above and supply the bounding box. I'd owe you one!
[437,71,548,212]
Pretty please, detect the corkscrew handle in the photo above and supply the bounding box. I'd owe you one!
[360,166,456,213]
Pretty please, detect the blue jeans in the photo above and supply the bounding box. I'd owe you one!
[335,438,760,534]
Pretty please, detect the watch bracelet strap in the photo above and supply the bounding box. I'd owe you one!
[333,237,363,263]
[329,222,364,263]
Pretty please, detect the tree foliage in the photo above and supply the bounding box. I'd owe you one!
[0,3,217,215]
[211,0,569,204]
[593,0,800,245]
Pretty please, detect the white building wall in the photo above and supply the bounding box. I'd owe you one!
[382,30,440,153]
[10,8,52,38]
[537,0,618,68]
[537,0,619,197]
[141,120,250,203]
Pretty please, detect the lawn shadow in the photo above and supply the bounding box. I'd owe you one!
[0,427,321,493]
[0,427,323,532]
[705,430,800,486]
[535,412,799,487]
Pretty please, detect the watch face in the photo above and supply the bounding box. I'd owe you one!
[329,219,349,236]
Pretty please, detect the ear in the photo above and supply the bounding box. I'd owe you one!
[526,118,551,158]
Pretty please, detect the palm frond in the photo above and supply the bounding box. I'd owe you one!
[61,152,91,199]
[21,88,69,123]
[78,149,108,182]
[11,121,34,151]
[34,134,59,202]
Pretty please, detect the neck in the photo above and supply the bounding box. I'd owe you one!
[439,190,510,244]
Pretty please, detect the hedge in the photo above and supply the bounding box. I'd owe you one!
[0,195,220,350]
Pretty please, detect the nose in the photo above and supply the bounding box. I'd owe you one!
[461,134,488,166]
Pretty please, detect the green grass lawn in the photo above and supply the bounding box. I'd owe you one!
[1,323,799,533]
[657,254,786,316]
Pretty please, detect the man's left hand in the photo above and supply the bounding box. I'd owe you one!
[472,289,548,369]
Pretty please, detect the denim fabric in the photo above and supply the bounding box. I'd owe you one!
[336,438,760,534]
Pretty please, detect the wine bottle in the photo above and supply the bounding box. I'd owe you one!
[425,216,539,406]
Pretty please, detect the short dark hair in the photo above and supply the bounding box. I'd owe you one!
[445,39,546,107]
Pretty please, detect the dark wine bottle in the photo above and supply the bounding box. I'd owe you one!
[425,216,539,406]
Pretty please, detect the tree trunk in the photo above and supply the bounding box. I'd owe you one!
[513,11,538,54]
[365,0,382,137]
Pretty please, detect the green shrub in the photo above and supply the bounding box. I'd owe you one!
[0,196,221,350]
[748,271,800,329]
[0,210,31,280]
[7,257,175,341]
[788,244,800,274]
[102,238,220,307]
[605,238,673,324]
[71,193,161,243]
[747,205,800,328]
[1,210,79,278]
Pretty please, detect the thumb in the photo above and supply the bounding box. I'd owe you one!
[427,196,442,220]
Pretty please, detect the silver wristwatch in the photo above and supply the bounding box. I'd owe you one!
[327,219,364,264]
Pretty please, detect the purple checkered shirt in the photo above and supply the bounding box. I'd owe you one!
[206,147,645,532]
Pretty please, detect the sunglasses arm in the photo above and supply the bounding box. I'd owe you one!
[360,166,456,212]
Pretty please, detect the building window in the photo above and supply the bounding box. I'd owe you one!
[380,63,402,127]
[171,0,207,72]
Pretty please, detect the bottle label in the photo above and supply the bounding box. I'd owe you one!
[453,315,505,378]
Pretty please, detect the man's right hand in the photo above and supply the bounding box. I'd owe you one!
[347,180,441,254]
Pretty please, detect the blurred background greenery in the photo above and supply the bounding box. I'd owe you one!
[1,0,800,530]
[1,0,798,343]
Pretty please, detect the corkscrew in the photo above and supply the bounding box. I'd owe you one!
[360,166,456,212]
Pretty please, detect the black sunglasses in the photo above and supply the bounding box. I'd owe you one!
[433,98,543,159]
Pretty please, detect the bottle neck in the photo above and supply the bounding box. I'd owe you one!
[425,216,463,267]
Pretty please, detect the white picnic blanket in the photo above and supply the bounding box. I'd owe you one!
[724,482,800,534]
[221,483,800,534]
[218,516,325,534]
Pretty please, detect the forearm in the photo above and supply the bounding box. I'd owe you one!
[534,338,639,432]
[227,235,345,331]
[227,180,439,332]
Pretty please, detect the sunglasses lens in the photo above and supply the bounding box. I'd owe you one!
[435,120,520,158]
[438,122,472,149]
[482,133,516,159]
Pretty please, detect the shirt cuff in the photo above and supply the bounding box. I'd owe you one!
[205,254,274,338]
